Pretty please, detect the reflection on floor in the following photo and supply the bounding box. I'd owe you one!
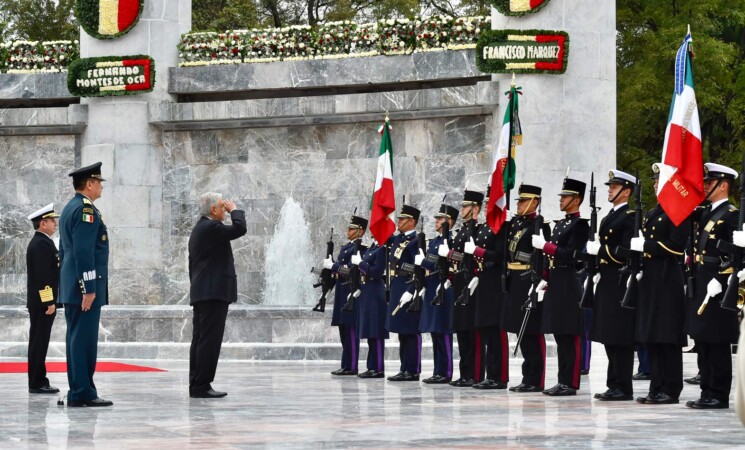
[2,348,743,448]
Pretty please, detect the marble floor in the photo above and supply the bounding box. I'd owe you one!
[2,348,745,449]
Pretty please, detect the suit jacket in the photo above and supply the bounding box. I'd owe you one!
[59,193,109,308]
[188,210,247,305]
[26,232,60,309]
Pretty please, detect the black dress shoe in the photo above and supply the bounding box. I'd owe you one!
[472,379,508,390]
[580,370,590,376]
[597,389,633,401]
[644,392,678,404]
[510,383,543,393]
[190,389,227,398]
[67,397,114,407]
[389,371,418,381]
[686,397,728,409]
[358,370,384,379]
[387,371,405,381]
[338,369,358,376]
[542,384,577,396]
[449,378,475,387]
[684,374,701,385]
[632,372,651,381]
[636,395,648,404]
[331,368,345,375]
[594,389,613,399]
[423,375,451,384]
[29,385,59,394]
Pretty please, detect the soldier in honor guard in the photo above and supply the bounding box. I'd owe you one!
[685,162,740,409]
[438,190,483,387]
[586,170,638,401]
[26,204,61,394]
[386,204,422,381]
[531,177,590,396]
[418,204,458,384]
[502,184,550,392]
[630,163,690,405]
[58,162,112,407]
[325,214,366,376]
[350,220,390,379]
[466,187,509,389]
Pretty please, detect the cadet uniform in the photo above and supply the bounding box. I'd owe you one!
[357,241,389,378]
[330,215,366,375]
[26,204,61,394]
[537,178,589,396]
[589,170,637,401]
[448,191,483,387]
[503,185,550,392]
[386,205,422,381]
[686,163,740,409]
[420,204,458,384]
[58,162,111,407]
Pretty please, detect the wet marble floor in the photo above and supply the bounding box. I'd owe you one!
[2,349,745,449]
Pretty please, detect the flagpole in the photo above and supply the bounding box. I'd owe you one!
[501,73,517,293]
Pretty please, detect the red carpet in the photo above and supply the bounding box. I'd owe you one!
[0,362,166,373]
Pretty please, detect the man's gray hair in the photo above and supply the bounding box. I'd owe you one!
[199,192,223,216]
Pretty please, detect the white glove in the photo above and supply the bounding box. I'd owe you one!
[536,280,547,302]
[505,210,514,222]
[586,240,601,256]
[636,271,643,281]
[592,273,601,285]
[531,234,546,250]
[468,277,479,295]
[399,291,414,305]
[352,289,361,298]
[738,269,745,283]
[414,249,425,266]
[734,230,745,248]
[350,251,362,266]
[322,257,333,270]
[630,231,645,252]
[707,278,723,298]
[437,240,450,257]
[464,238,477,255]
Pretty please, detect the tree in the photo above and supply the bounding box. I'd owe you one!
[0,0,77,41]
[617,0,745,206]
[193,0,262,31]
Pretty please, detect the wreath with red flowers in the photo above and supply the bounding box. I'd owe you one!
[76,0,144,40]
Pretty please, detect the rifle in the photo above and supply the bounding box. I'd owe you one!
[406,228,428,313]
[620,174,643,309]
[432,219,451,306]
[311,228,335,312]
[717,153,745,311]
[455,219,477,306]
[514,209,544,356]
[579,173,599,309]
[341,241,367,312]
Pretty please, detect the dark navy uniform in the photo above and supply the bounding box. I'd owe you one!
[331,237,362,374]
[26,204,61,392]
[59,163,110,404]
[386,230,421,375]
[357,243,389,375]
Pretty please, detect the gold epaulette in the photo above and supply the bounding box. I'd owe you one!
[83,198,93,205]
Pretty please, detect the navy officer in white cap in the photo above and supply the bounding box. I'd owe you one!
[26,203,61,394]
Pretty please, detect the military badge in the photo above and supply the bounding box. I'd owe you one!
[76,0,144,40]
[82,213,94,223]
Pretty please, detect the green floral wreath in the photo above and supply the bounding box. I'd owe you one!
[476,29,570,75]
[490,0,552,17]
[67,54,155,97]
[76,0,144,40]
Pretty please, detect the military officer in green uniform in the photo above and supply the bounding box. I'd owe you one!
[59,162,112,407]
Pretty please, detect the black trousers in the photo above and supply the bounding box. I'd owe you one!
[636,344,650,374]
[431,333,453,379]
[698,342,733,403]
[604,344,634,395]
[646,342,683,399]
[456,330,482,382]
[338,325,359,371]
[28,307,56,389]
[520,333,546,388]
[554,334,581,389]
[398,333,421,374]
[189,301,230,394]
[478,326,509,383]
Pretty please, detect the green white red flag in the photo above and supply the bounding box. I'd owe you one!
[369,120,396,244]
[487,83,521,233]
[97,0,141,35]
[656,31,704,226]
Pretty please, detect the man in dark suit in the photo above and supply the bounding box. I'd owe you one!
[188,192,247,398]
[59,162,112,407]
[26,203,61,394]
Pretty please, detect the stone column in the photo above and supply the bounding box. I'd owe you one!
[78,1,191,304]
[490,0,616,218]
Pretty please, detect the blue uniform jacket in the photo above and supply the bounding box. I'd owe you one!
[331,240,360,326]
[358,244,389,339]
[386,232,420,334]
[59,193,109,308]
[419,233,453,334]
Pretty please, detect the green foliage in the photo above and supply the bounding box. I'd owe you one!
[0,0,78,41]
[617,0,745,206]
[192,0,262,32]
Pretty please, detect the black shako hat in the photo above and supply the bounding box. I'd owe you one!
[68,162,106,182]
[558,177,586,198]
[434,204,459,221]
[517,184,541,200]
[398,204,421,221]
[348,215,368,230]
[462,190,484,206]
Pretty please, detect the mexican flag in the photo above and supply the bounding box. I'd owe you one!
[656,31,704,226]
[486,84,521,234]
[97,0,141,36]
[369,120,396,244]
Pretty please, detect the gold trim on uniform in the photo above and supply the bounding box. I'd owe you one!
[605,245,623,264]
[658,242,684,256]
[507,262,530,271]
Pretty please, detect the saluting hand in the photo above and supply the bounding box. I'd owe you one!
[82,293,96,312]
[223,200,236,213]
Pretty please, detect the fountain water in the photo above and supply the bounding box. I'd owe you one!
[262,197,316,305]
